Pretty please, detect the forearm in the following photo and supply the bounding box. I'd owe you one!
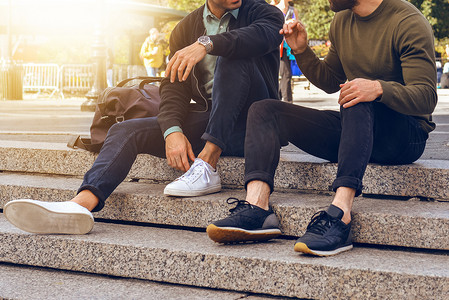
[209,5,284,59]
[295,46,345,93]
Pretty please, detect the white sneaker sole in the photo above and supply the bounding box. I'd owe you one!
[164,184,222,197]
[4,200,94,235]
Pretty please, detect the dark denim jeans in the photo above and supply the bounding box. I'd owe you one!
[78,57,273,212]
[244,99,428,196]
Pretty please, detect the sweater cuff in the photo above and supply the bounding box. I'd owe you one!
[163,126,183,140]
[377,80,392,104]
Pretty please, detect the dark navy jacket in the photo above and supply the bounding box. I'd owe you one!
[158,0,284,135]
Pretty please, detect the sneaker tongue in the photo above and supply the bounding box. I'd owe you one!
[326,204,344,219]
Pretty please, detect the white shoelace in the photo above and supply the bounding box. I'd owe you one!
[177,159,213,184]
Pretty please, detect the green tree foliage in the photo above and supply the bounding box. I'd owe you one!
[167,0,204,12]
[291,0,334,40]
[165,0,448,40]
[408,0,449,39]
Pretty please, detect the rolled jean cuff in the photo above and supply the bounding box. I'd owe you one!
[77,185,106,212]
[244,171,274,194]
[201,132,226,152]
[332,176,363,197]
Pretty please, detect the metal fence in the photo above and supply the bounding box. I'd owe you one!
[60,64,93,98]
[1,63,150,100]
[23,63,60,97]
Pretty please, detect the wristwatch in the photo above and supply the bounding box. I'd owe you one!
[197,36,213,53]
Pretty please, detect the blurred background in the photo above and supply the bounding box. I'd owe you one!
[0,0,448,101]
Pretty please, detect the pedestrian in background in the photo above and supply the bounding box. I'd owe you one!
[140,28,164,77]
[271,0,299,103]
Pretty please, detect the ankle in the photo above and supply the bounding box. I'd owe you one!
[198,142,222,169]
[71,190,99,212]
[332,187,355,224]
[246,180,270,210]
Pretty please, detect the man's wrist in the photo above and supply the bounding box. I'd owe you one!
[163,126,183,140]
[197,36,213,53]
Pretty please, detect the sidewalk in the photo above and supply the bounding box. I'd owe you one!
[0,87,448,160]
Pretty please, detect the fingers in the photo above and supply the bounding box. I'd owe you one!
[187,144,196,163]
[165,42,206,83]
[165,132,195,172]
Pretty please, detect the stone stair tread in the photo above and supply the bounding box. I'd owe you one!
[0,215,447,299]
[0,263,269,300]
[1,140,449,200]
[0,172,448,250]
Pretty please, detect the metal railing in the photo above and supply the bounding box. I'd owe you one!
[23,63,60,97]
[60,64,93,98]
[1,63,151,100]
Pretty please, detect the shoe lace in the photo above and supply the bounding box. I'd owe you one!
[306,211,336,235]
[226,197,252,214]
[177,159,212,184]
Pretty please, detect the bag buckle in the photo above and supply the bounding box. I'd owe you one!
[115,116,125,123]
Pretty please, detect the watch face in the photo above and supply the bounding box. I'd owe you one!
[199,36,210,44]
[198,36,212,52]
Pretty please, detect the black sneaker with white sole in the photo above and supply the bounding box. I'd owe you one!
[294,204,353,256]
[206,198,281,243]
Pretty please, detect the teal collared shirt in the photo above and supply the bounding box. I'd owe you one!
[164,2,239,140]
[198,2,239,99]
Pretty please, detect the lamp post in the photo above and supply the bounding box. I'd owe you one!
[81,0,107,112]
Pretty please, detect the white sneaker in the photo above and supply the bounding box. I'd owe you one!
[3,199,94,235]
[164,158,221,197]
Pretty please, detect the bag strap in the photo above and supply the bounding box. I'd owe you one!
[67,135,103,153]
[116,76,164,88]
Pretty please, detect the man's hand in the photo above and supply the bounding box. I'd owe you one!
[279,19,308,55]
[165,42,207,83]
[165,132,196,172]
[338,78,383,108]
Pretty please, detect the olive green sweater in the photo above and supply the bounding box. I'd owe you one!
[296,0,437,132]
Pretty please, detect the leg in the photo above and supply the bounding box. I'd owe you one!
[245,99,341,193]
[279,52,293,103]
[296,102,428,256]
[207,100,342,244]
[166,58,273,197]
[4,112,209,235]
[202,57,272,156]
[80,112,209,211]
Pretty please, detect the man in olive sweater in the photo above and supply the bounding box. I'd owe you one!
[207,0,437,256]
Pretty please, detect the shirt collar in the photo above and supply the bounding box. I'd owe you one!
[203,1,239,21]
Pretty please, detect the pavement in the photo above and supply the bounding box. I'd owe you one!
[0,83,448,160]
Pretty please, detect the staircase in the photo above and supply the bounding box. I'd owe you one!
[0,140,448,299]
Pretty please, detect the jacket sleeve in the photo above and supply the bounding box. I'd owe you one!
[377,15,437,115]
[157,17,195,135]
[208,3,284,59]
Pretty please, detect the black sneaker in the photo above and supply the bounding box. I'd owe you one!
[294,204,353,256]
[206,197,281,243]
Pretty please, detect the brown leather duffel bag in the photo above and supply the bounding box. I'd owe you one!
[68,76,162,152]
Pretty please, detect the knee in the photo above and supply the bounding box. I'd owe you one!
[340,102,374,118]
[215,57,252,74]
[248,99,278,121]
[108,119,139,139]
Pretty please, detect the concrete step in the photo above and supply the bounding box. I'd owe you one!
[0,263,276,300]
[0,215,447,300]
[1,140,449,200]
[1,172,448,250]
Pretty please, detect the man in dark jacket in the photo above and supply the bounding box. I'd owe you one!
[3,0,284,235]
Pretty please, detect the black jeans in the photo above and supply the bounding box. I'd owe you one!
[78,57,273,212]
[244,99,428,196]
